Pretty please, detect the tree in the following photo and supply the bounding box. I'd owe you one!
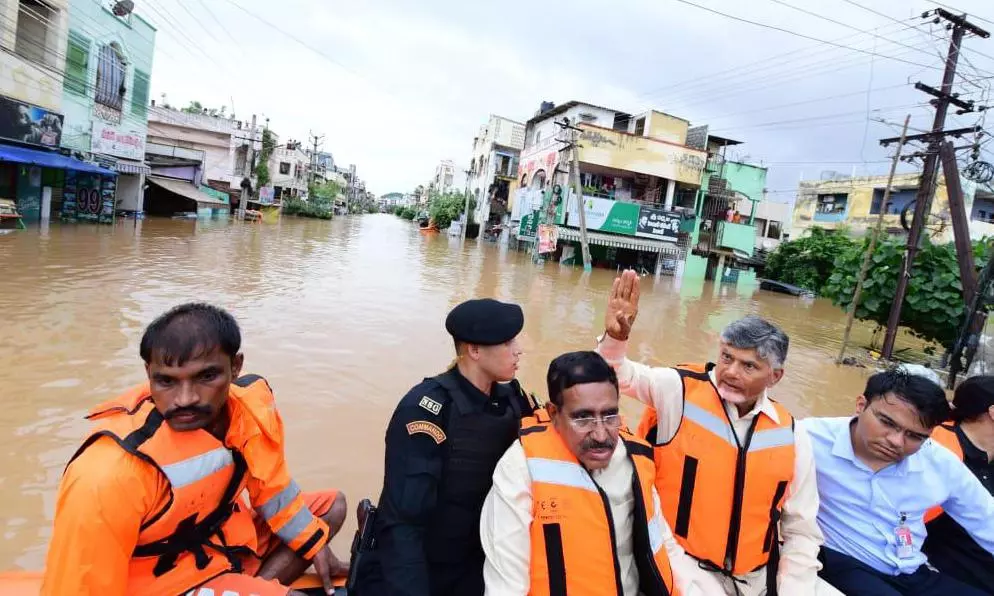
[427,190,476,229]
[823,234,994,350]
[180,100,227,118]
[764,227,859,293]
[255,129,275,190]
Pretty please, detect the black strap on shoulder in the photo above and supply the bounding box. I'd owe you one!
[675,365,711,382]
[232,374,271,391]
[84,395,154,420]
[519,424,549,438]
[542,523,567,596]
[622,438,654,461]
[132,449,250,577]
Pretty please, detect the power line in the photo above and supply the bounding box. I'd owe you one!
[671,0,943,71]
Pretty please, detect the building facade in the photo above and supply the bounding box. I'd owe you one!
[0,0,124,224]
[791,171,994,242]
[60,0,155,215]
[512,101,707,273]
[272,140,308,201]
[467,114,525,229]
[431,159,455,195]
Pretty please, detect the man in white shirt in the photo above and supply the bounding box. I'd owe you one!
[595,270,837,596]
[480,351,723,596]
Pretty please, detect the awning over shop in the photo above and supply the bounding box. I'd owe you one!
[115,159,151,175]
[0,144,116,175]
[148,176,227,205]
[556,226,684,255]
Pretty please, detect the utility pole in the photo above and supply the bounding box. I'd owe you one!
[879,9,989,360]
[238,113,257,220]
[838,115,910,365]
[556,118,592,270]
[462,167,472,241]
[309,131,324,189]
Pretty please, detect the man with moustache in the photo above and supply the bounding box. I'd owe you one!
[42,303,348,596]
[595,270,829,596]
[481,351,725,595]
[353,298,539,596]
[801,369,994,596]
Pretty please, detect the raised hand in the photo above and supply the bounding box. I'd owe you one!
[605,269,641,341]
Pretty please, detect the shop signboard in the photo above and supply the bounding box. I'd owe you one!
[518,210,538,240]
[258,186,275,205]
[564,195,639,236]
[537,224,558,253]
[0,95,62,147]
[91,121,146,160]
[636,207,682,242]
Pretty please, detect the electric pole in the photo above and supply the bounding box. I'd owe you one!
[309,131,324,189]
[462,167,472,241]
[238,113,257,220]
[556,118,592,270]
[838,115,910,364]
[879,9,989,360]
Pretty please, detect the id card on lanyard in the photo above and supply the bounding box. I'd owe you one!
[895,513,914,559]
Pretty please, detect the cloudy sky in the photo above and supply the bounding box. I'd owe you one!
[144,0,994,199]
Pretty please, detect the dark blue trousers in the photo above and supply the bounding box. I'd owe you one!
[818,547,993,596]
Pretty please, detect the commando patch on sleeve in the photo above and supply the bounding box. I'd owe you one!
[406,421,447,444]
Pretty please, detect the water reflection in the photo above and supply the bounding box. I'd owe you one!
[0,214,875,570]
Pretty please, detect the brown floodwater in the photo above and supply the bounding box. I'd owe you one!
[0,214,880,571]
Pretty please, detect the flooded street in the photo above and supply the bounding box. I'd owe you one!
[0,214,875,571]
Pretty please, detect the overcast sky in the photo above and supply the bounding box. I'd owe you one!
[144,0,994,200]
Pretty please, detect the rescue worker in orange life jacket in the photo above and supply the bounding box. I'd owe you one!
[481,351,726,596]
[42,303,349,596]
[922,375,994,594]
[352,298,539,596]
[594,270,831,596]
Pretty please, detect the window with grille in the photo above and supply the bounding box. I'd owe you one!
[64,31,90,96]
[95,43,127,110]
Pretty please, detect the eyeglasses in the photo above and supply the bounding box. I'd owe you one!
[568,414,623,432]
[868,406,930,444]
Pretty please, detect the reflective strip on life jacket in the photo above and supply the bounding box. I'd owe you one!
[522,423,677,596]
[651,363,796,578]
[257,479,302,521]
[526,458,600,493]
[162,447,235,489]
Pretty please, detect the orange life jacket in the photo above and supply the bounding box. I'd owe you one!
[924,424,965,523]
[519,418,678,596]
[65,374,327,595]
[636,363,795,579]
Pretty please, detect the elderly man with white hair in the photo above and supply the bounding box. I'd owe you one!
[595,270,840,596]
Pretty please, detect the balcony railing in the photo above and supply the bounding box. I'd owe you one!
[576,124,706,186]
[716,221,756,257]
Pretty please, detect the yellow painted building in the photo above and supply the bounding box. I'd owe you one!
[792,171,994,242]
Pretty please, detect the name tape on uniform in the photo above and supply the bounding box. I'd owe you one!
[406,421,447,444]
[419,396,442,415]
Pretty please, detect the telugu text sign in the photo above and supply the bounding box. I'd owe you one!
[636,207,682,242]
[91,122,146,160]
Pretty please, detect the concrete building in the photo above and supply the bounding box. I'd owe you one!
[791,171,994,242]
[0,0,129,224]
[309,150,334,183]
[512,100,708,273]
[60,0,155,215]
[467,114,525,230]
[144,105,269,217]
[431,159,455,195]
[272,139,309,201]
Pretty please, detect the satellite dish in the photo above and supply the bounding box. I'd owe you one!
[112,1,135,16]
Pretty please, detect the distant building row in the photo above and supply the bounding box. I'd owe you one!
[0,0,366,226]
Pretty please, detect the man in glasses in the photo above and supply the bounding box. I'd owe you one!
[480,351,723,595]
[800,369,994,596]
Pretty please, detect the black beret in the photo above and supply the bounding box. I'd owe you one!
[445,299,524,345]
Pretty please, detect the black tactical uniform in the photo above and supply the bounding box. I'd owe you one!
[352,299,537,596]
